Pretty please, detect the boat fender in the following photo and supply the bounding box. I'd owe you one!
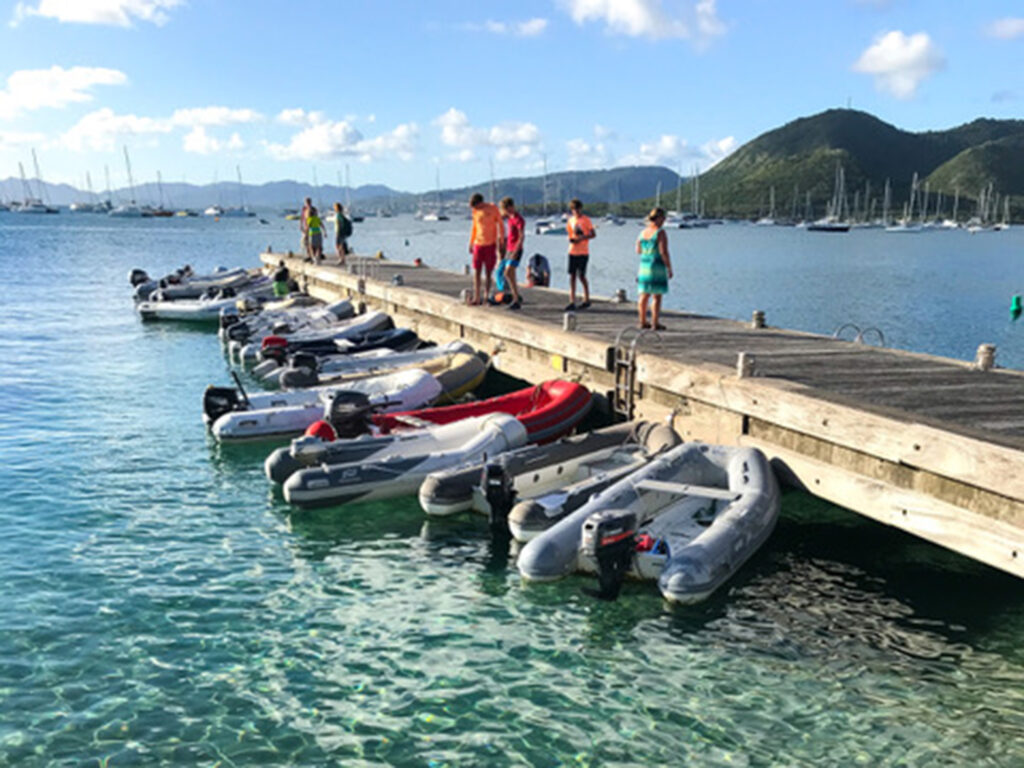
[261,335,288,350]
[203,385,243,425]
[581,509,637,601]
[305,419,337,442]
[483,462,516,539]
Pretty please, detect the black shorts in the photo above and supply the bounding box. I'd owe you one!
[568,254,588,277]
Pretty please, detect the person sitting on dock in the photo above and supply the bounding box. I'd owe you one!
[272,260,290,297]
[468,192,504,306]
[636,207,673,330]
[333,202,353,265]
[499,197,524,310]
[566,198,595,311]
[526,253,550,287]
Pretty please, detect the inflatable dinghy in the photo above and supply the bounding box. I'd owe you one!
[205,368,442,442]
[517,443,780,604]
[418,421,679,533]
[137,279,273,322]
[231,310,393,364]
[282,413,528,509]
[218,299,354,344]
[254,340,474,386]
[264,379,591,484]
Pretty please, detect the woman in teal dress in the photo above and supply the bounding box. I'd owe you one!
[636,207,673,329]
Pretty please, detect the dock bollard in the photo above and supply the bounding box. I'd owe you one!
[563,312,577,331]
[613,289,628,303]
[737,352,755,378]
[464,264,470,275]
[356,277,366,294]
[974,343,996,371]
[391,274,404,286]
[751,310,765,329]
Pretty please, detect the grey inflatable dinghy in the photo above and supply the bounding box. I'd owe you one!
[517,443,780,604]
[418,421,680,536]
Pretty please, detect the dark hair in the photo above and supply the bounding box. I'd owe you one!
[334,202,343,212]
[647,207,666,222]
[569,198,582,211]
[469,192,484,206]
[500,196,514,209]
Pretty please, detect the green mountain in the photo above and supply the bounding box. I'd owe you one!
[666,109,1024,219]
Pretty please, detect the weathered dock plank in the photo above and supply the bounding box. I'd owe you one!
[261,252,1024,577]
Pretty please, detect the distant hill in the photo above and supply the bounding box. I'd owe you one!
[671,109,1024,219]
[0,166,679,214]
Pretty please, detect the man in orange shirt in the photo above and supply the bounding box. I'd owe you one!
[566,198,595,310]
[468,192,504,306]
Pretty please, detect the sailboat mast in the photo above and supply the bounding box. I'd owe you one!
[344,164,352,210]
[123,146,137,203]
[31,149,50,204]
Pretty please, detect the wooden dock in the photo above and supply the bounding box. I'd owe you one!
[261,252,1024,578]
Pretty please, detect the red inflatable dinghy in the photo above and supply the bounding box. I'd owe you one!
[374,379,591,444]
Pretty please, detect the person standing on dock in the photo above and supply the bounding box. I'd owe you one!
[636,207,673,330]
[499,197,524,310]
[307,206,325,261]
[333,202,353,265]
[468,193,504,306]
[566,198,595,311]
[299,197,312,259]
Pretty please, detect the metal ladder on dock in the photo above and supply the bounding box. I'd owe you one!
[612,327,659,421]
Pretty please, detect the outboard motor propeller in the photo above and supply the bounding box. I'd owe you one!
[482,462,516,540]
[325,391,375,438]
[203,385,243,425]
[580,509,638,601]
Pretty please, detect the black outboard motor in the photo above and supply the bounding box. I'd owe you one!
[580,509,638,601]
[203,385,243,425]
[219,311,241,331]
[290,351,318,371]
[128,268,150,287]
[217,286,236,300]
[258,344,287,364]
[483,462,516,540]
[279,365,319,388]
[325,391,375,438]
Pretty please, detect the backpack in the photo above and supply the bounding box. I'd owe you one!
[339,215,353,239]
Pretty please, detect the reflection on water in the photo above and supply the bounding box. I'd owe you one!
[0,214,1022,766]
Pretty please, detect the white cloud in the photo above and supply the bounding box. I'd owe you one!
[853,30,945,99]
[434,108,541,163]
[559,0,724,46]
[266,120,419,161]
[0,129,46,149]
[464,17,548,36]
[566,137,611,169]
[275,108,326,127]
[618,133,692,165]
[170,106,263,127]
[11,0,183,27]
[0,65,127,121]
[985,18,1024,40]
[181,125,246,154]
[61,107,172,151]
[700,135,737,168]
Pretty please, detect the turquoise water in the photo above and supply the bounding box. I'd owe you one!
[1,213,1023,766]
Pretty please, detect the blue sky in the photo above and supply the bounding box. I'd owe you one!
[0,0,1021,193]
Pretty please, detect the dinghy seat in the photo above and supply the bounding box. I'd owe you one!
[634,479,741,502]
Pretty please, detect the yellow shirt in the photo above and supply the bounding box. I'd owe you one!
[469,203,503,247]
[567,214,594,256]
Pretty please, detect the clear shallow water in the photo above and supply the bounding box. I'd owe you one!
[1,212,1023,766]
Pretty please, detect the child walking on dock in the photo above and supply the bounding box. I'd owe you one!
[637,207,673,329]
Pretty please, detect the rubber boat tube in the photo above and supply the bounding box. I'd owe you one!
[517,442,780,604]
